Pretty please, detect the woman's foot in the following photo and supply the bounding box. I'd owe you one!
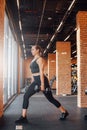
[15,116,28,124]
[59,111,69,120]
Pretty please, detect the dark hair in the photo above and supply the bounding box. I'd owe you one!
[34,45,43,57]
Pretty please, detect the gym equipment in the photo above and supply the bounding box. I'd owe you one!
[49,75,56,88]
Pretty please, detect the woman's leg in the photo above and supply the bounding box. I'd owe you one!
[22,81,40,117]
[43,90,61,108]
[43,90,69,120]
[43,76,69,119]
[15,82,40,123]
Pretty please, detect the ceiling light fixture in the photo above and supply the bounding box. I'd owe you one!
[48,17,52,20]
[17,0,26,59]
[53,50,56,53]
[17,0,19,10]
[19,20,22,31]
[56,22,63,32]
[47,44,50,49]
[23,44,25,48]
[56,10,59,13]
[68,0,76,11]
[21,34,24,42]
[43,50,46,54]
[43,0,77,56]
[64,27,76,41]
[72,50,77,54]
[64,35,70,41]
[50,35,55,42]
[25,54,27,57]
[36,0,47,44]
[74,28,77,31]
[74,55,77,58]
[41,39,44,42]
[24,49,26,54]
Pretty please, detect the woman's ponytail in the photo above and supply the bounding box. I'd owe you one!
[35,45,43,57]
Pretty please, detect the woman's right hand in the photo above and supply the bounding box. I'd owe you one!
[40,85,45,91]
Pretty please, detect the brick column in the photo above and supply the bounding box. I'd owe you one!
[24,57,32,79]
[56,42,71,95]
[76,11,87,107]
[44,58,48,76]
[48,54,56,89]
[0,0,5,117]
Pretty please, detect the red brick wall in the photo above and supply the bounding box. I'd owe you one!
[76,11,87,107]
[44,57,48,76]
[0,0,5,117]
[24,57,33,79]
[48,54,56,89]
[56,42,71,95]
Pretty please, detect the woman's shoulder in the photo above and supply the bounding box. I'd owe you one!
[37,57,45,63]
[39,57,45,61]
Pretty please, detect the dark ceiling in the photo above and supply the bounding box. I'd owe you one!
[6,0,87,58]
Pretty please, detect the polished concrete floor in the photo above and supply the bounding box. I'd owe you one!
[0,92,87,130]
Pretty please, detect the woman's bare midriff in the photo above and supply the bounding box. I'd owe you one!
[32,72,40,76]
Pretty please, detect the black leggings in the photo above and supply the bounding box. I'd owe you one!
[23,75,61,109]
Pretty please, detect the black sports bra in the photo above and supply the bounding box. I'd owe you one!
[30,58,40,74]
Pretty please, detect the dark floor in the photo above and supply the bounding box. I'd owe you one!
[0,92,87,130]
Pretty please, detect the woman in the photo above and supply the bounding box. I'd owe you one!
[15,45,69,124]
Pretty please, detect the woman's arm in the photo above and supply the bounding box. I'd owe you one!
[37,57,45,91]
[31,74,34,83]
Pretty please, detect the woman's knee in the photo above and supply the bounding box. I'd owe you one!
[23,92,30,100]
[44,92,61,108]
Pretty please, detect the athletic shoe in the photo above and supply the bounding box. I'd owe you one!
[15,116,28,124]
[59,111,69,120]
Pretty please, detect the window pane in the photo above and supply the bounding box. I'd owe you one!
[3,12,19,105]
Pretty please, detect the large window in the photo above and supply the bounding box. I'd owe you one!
[3,12,19,105]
